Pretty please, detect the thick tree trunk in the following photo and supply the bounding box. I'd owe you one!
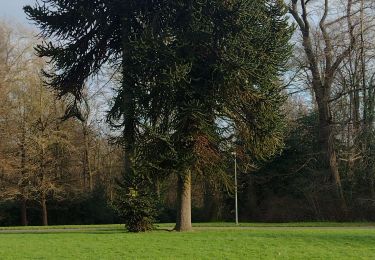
[175,171,192,232]
[20,199,28,226]
[121,50,136,176]
[289,0,354,216]
[41,196,48,226]
[316,93,347,213]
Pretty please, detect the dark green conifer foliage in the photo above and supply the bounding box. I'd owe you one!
[113,170,157,232]
[25,0,292,231]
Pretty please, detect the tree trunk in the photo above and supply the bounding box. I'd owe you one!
[316,93,347,213]
[20,114,28,227]
[41,196,48,226]
[20,199,28,226]
[370,175,375,200]
[175,171,192,232]
[83,124,92,191]
[154,176,161,200]
[121,51,136,177]
[289,0,353,216]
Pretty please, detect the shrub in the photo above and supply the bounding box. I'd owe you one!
[113,171,157,232]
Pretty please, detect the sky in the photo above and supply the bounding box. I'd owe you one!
[0,0,36,28]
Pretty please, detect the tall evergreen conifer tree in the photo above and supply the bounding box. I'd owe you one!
[25,0,292,231]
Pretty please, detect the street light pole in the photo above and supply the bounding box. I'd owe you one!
[234,152,239,225]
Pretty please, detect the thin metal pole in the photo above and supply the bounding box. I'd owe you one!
[234,152,239,225]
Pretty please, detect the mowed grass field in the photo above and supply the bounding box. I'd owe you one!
[0,223,374,259]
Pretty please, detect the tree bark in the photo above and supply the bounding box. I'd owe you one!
[20,199,28,226]
[154,176,161,200]
[82,123,92,191]
[121,48,136,177]
[20,111,28,226]
[316,90,347,212]
[370,176,375,200]
[41,196,48,226]
[175,171,192,232]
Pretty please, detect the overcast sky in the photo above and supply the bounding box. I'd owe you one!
[0,0,36,28]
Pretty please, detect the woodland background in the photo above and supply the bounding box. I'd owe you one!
[1,0,375,226]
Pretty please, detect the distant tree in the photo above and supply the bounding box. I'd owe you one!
[0,22,39,226]
[285,0,372,213]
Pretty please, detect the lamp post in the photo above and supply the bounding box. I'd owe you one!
[232,151,239,225]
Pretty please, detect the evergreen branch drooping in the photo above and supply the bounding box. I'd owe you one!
[25,0,293,231]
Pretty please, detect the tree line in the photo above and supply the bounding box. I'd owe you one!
[0,23,123,225]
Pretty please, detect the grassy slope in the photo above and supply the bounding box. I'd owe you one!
[0,223,374,259]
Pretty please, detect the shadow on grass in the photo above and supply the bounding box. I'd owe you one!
[0,227,176,235]
[0,229,124,235]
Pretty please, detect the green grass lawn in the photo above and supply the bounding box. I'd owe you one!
[158,221,375,228]
[0,223,374,259]
[0,221,374,231]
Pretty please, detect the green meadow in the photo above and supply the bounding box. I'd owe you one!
[0,223,374,259]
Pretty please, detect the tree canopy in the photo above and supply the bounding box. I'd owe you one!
[25,0,292,231]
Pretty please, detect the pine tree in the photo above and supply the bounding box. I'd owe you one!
[25,0,292,231]
[129,0,293,231]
